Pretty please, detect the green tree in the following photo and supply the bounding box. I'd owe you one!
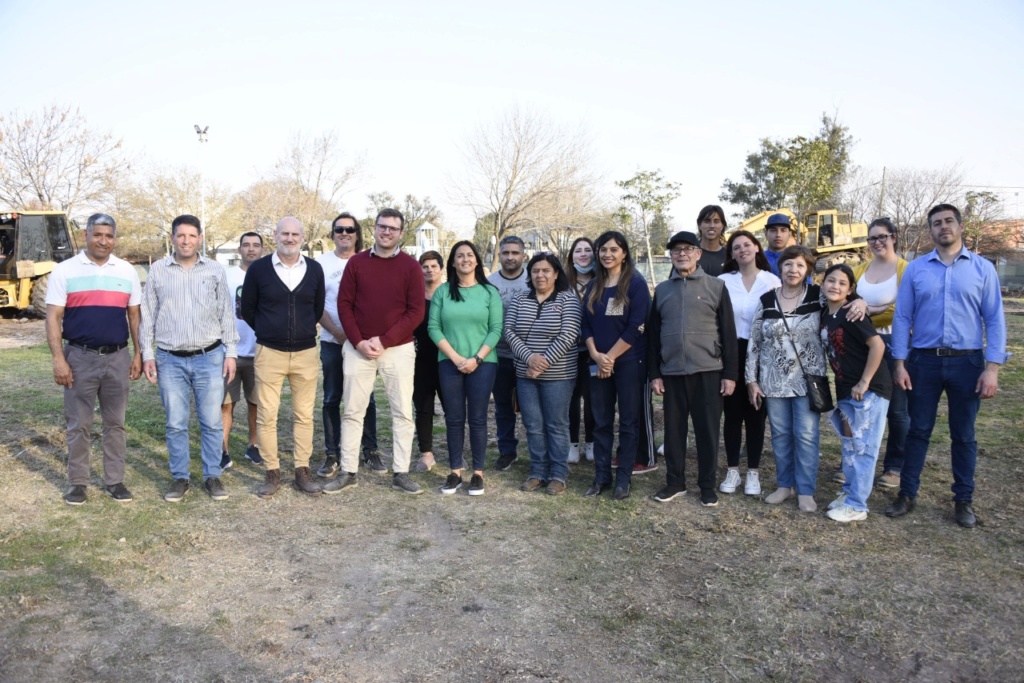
[616,169,681,284]
[720,113,852,220]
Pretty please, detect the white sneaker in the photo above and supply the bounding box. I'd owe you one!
[657,443,665,456]
[826,503,868,523]
[744,470,761,496]
[585,442,595,462]
[719,468,741,494]
[568,443,580,464]
[827,492,848,511]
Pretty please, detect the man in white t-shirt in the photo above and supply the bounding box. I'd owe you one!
[221,231,264,469]
[315,212,383,478]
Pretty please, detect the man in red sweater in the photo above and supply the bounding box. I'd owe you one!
[324,208,426,495]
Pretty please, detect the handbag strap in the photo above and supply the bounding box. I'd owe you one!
[774,290,809,376]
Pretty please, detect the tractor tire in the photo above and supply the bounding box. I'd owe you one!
[30,274,49,318]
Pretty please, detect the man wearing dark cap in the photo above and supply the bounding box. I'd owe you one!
[649,231,738,507]
[763,213,793,277]
[45,213,143,505]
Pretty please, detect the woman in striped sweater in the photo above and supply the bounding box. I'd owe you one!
[504,253,582,495]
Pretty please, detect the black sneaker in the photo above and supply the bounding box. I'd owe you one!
[441,473,463,495]
[244,445,264,466]
[164,478,190,503]
[317,456,340,479]
[700,489,720,507]
[363,449,388,473]
[64,485,87,506]
[468,474,485,496]
[392,472,424,495]
[204,477,229,501]
[495,453,517,471]
[220,451,233,470]
[652,486,687,503]
[322,472,357,494]
[885,494,916,518]
[104,483,133,503]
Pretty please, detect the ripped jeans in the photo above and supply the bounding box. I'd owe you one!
[829,391,890,511]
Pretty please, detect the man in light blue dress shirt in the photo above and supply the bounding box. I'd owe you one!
[886,204,1009,528]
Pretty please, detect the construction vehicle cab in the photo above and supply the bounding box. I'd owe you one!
[0,210,78,315]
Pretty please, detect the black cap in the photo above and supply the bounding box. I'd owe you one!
[667,231,700,249]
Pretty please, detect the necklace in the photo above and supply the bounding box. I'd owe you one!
[779,285,805,301]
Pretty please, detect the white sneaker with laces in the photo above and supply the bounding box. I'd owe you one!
[719,468,741,494]
[826,503,867,523]
[585,442,595,462]
[568,443,580,464]
[744,470,761,496]
[828,492,848,511]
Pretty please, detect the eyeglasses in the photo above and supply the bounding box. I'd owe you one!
[866,234,893,244]
[333,226,358,234]
[375,224,402,233]
[670,246,698,256]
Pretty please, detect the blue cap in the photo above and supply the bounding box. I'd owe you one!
[766,213,791,228]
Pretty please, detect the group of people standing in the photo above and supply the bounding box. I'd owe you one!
[46,201,1006,529]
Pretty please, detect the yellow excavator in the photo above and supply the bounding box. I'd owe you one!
[730,209,869,272]
[0,210,78,316]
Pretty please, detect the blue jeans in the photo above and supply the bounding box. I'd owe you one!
[591,357,647,487]
[320,341,377,457]
[765,395,821,495]
[900,350,983,503]
[439,359,497,471]
[517,377,574,484]
[879,334,909,474]
[830,391,890,511]
[491,356,519,456]
[156,346,226,480]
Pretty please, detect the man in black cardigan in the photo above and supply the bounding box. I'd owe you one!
[241,216,326,498]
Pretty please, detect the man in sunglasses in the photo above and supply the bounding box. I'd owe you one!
[315,212,384,479]
[325,208,425,495]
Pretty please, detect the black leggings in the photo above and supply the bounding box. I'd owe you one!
[413,355,442,454]
[569,351,595,444]
[723,339,765,469]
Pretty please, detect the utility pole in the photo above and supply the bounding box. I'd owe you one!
[194,125,209,256]
[877,166,887,217]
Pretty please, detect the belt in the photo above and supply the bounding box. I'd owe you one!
[916,347,980,357]
[162,341,223,358]
[68,341,128,355]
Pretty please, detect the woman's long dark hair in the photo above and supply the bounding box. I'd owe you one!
[525,252,570,294]
[586,231,637,315]
[721,230,772,274]
[565,236,595,296]
[445,240,493,302]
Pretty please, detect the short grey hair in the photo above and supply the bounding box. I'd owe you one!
[86,213,116,235]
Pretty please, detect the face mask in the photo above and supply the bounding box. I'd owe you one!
[574,262,594,274]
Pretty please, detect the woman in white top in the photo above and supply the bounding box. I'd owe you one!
[845,218,909,490]
[717,230,781,496]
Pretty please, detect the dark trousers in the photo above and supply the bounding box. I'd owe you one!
[879,334,909,474]
[64,345,131,486]
[591,357,648,487]
[321,341,376,457]
[663,372,723,493]
[722,339,764,469]
[491,356,519,456]
[439,359,498,471]
[412,353,442,453]
[569,351,595,444]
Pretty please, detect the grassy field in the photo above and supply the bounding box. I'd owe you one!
[1,314,1023,682]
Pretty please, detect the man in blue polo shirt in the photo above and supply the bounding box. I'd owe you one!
[45,213,143,505]
[763,213,793,277]
[886,203,1009,528]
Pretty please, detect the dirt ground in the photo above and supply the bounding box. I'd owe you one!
[2,320,1024,682]
[0,316,45,349]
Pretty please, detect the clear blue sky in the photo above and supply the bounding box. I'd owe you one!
[3,0,1023,232]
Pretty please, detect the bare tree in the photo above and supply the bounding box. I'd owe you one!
[365,191,444,249]
[275,130,361,246]
[0,104,124,214]
[454,106,597,270]
[617,169,681,284]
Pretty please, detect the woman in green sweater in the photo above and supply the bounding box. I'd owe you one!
[428,241,503,496]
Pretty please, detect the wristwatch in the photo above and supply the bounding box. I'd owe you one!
[473,355,484,365]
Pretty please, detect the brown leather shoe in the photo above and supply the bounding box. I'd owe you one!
[258,469,281,498]
[294,467,322,496]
